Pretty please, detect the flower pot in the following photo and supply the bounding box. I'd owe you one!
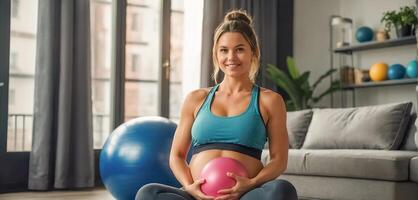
[376,29,390,41]
[396,24,414,38]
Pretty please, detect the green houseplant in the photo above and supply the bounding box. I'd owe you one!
[381,5,417,37]
[266,56,340,111]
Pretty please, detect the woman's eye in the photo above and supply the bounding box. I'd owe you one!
[220,49,228,53]
[236,48,244,52]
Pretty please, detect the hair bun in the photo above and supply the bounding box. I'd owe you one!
[224,10,252,25]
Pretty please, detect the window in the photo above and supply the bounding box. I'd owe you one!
[91,0,112,149]
[131,54,140,72]
[131,13,141,31]
[11,0,19,18]
[169,0,184,120]
[9,89,15,105]
[10,52,18,69]
[126,4,146,47]
[89,0,187,148]
[7,0,38,152]
[124,0,160,120]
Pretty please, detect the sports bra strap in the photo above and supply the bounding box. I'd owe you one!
[252,85,260,113]
[203,85,219,110]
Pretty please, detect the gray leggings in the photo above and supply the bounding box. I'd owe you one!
[135,179,298,200]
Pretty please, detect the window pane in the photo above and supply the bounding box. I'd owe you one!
[128,0,149,5]
[124,1,161,120]
[126,7,145,43]
[11,0,20,18]
[125,43,157,80]
[7,0,38,152]
[171,0,183,12]
[91,0,112,149]
[170,83,182,119]
[169,1,184,120]
[125,82,158,120]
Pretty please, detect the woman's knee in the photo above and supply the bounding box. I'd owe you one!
[135,183,162,200]
[265,179,298,200]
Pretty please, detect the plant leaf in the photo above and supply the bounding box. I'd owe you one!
[312,68,338,91]
[295,71,310,86]
[287,56,300,80]
[285,100,297,111]
[297,71,311,96]
[312,80,341,103]
[266,64,303,110]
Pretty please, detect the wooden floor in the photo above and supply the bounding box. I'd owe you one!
[0,187,320,200]
[0,187,114,200]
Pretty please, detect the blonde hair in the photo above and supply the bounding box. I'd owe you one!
[212,10,261,84]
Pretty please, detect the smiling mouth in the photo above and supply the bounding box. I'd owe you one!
[226,64,240,69]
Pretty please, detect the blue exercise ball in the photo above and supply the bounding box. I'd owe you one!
[100,116,179,200]
[356,26,374,42]
[406,60,418,78]
[388,64,406,80]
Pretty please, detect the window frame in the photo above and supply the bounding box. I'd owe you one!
[0,0,11,154]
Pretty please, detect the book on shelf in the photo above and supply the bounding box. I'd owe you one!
[340,66,355,85]
[340,66,370,86]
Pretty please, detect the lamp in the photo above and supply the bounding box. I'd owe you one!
[329,15,353,107]
[331,15,353,48]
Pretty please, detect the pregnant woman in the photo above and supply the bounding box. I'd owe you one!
[136,10,297,200]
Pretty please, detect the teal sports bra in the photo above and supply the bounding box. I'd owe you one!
[190,84,267,159]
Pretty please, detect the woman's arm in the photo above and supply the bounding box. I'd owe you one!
[169,89,215,200]
[250,90,289,186]
[169,91,201,187]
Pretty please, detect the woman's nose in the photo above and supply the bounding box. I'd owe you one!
[227,51,237,61]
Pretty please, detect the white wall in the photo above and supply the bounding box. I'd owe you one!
[294,0,417,108]
[294,0,340,107]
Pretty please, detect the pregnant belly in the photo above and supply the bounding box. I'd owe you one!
[189,149,264,181]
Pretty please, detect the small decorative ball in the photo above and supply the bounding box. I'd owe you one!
[387,64,406,80]
[200,157,249,197]
[406,60,418,78]
[369,62,388,81]
[356,26,374,43]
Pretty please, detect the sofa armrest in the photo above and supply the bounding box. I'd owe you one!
[411,157,418,183]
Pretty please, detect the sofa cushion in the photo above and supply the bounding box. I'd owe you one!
[264,109,313,149]
[287,110,313,149]
[261,149,418,181]
[302,102,412,150]
[400,112,418,151]
[280,174,418,200]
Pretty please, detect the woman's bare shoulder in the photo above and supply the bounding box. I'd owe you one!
[184,87,212,106]
[259,87,284,101]
[258,87,286,110]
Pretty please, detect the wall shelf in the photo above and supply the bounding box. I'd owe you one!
[334,35,416,54]
[342,78,418,90]
[332,34,417,107]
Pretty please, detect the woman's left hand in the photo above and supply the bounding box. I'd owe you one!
[214,172,256,200]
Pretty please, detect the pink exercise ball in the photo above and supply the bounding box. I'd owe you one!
[200,157,249,197]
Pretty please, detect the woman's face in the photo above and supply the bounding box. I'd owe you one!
[216,32,253,80]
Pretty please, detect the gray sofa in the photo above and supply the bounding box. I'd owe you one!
[261,101,418,200]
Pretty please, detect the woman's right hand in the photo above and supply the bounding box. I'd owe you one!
[184,179,214,200]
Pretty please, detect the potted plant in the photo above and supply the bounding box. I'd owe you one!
[266,56,340,111]
[381,5,417,38]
